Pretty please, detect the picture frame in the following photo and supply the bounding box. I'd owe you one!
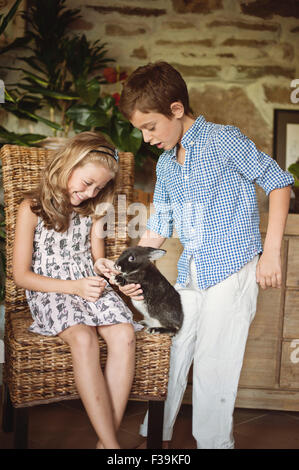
[273,109,299,171]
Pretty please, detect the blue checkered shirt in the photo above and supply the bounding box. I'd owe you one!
[146,115,294,289]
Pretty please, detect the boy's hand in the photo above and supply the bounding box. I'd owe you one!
[119,283,144,301]
[74,277,106,302]
[256,251,282,290]
[94,258,120,278]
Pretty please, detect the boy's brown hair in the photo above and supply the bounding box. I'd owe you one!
[119,61,192,120]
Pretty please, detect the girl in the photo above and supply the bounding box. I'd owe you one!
[12,131,142,449]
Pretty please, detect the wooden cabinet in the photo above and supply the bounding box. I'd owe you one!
[156,213,299,411]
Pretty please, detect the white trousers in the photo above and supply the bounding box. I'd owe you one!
[140,255,259,449]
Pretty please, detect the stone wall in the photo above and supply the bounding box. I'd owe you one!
[2,0,299,196]
[71,0,299,199]
[69,0,299,155]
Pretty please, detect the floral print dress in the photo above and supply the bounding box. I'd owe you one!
[26,212,142,336]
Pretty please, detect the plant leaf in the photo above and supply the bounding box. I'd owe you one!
[1,66,49,86]
[0,35,31,55]
[288,163,299,179]
[97,95,114,112]
[66,104,109,128]
[17,83,79,100]
[109,116,142,154]
[75,77,100,106]
[0,0,22,35]
[0,126,46,146]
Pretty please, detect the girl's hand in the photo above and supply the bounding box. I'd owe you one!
[74,277,107,302]
[94,258,120,277]
[118,283,144,301]
[256,251,282,290]
[94,258,144,300]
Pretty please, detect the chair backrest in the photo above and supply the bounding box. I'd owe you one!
[0,144,134,309]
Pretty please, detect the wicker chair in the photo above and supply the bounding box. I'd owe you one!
[0,144,172,449]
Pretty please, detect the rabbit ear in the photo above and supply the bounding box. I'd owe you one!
[148,249,166,261]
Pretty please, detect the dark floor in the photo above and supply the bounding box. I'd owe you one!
[1,385,299,449]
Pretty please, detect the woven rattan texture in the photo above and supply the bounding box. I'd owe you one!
[0,145,171,407]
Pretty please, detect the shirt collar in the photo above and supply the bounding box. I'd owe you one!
[164,115,206,161]
[181,115,206,148]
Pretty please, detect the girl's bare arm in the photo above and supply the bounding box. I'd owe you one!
[13,199,78,295]
[90,218,105,263]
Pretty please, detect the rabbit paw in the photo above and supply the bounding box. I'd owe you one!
[145,327,176,336]
[145,327,162,334]
[145,327,156,334]
[115,274,127,286]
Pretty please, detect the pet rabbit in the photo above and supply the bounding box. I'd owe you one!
[113,246,183,335]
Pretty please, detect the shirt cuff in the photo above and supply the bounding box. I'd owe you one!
[146,214,174,238]
[258,167,295,196]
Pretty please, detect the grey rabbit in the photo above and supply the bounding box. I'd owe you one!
[113,246,183,335]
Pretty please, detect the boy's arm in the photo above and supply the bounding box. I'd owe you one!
[256,186,291,289]
[218,127,294,290]
[138,229,166,249]
[109,158,170,299]
[218,126,294,195]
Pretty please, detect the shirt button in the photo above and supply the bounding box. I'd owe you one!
[190,141,194,145]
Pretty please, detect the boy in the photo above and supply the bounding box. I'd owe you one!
[97,62,294,449]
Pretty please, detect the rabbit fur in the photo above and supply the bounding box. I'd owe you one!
[113,246,183,335]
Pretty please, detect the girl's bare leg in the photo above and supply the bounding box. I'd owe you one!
[97,323,136,435]
[59,324,120,449]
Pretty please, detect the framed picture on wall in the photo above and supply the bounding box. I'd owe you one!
[273,109,299,171]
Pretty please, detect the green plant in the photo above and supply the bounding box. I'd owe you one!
[1,0,113,142]
[0,0,162,299]
[1,0,159,164]
[288,160,299,188]
[4,0,81,138]
[0,0,49,145]
[0,0,25,301]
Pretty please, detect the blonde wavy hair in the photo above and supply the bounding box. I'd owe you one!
[26,132,118,232]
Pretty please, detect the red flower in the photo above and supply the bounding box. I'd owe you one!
[103,67,117,83]
[112,92,120,106]
[103,67,128,83]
